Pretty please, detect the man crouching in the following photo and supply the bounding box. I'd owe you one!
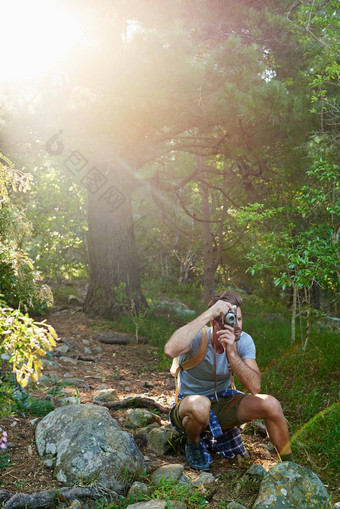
[164,290,293,471]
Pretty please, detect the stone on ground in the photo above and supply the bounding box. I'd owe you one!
[35,403,145,493]
[252,461,330,508]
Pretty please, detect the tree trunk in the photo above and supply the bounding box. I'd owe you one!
[199,157,216,302]
[291,283,297,344]
[312,281,320,310]
[84,174,146,319]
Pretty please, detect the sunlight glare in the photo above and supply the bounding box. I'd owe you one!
[0,0,80,83]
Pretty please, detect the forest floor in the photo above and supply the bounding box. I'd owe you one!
[0,307,282,507]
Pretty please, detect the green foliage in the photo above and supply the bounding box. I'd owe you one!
[0,373,30,417]
[0,300,57,388]
[240,155,339,333]
[96,477,206,509]
[0,153,32,206]
[260,326,339,482]
[22,164,88,281]
[148,477,206,508]
[0,241,53,313]
[26,396,55,417]
[292,402,339,478]
[113,282,147,343]
[0,155,52,313]
[0,153,58,420]
[0,373,55,418]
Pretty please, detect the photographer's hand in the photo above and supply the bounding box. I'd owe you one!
[209,300,235,323]
[216,325,236,351]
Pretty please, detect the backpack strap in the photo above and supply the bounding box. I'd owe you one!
[174,327,208,404]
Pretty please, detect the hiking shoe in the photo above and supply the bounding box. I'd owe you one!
[185,441,210,471]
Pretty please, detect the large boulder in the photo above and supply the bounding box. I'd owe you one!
[252,462,330,509]
[35,403,145,493]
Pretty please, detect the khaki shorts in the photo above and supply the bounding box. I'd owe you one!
[170,393,247,432]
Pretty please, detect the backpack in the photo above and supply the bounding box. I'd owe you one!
[170,326,238,403]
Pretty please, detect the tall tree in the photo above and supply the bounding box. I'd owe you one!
[2,0,313,316]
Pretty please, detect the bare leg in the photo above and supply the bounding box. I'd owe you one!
[179,395,211,442]
[237,394,292,457]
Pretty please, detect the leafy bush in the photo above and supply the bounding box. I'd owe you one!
[0,373,30,417]
[0,241,53,313]
[0,300,57,388]
[0,155,53,314]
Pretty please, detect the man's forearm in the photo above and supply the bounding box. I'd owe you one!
[164,299,236,359]
[164,308,212,358]
[164,309,216,359]
[228,351,261,395]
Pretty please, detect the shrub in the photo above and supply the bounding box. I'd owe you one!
[0,300,57,388]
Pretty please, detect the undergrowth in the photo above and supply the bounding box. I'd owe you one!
[94,477,206,509]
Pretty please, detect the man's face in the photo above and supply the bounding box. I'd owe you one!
[234,306,243,340]
[213,306,243,340]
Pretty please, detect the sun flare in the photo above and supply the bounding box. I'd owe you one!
[1,0,80,84]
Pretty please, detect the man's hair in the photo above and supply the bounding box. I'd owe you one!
[208,290,243,308]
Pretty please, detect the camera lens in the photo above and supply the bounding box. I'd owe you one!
[223,312,234,325]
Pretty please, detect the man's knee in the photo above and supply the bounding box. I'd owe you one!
[179,395,211,425]
[261,394,284,420]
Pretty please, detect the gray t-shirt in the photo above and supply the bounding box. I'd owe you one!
[178,328,256,397]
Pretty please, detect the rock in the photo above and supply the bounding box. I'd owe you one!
[94,333,131,344]
[61,397,80,405]
[246,463,267,478]
[253,461,330,508]
[147,424,181,455]
[59,356,78,365]
[126,501,187,509]
[135,423,161,447]
[127,408,159,427]
[59,377,86,387]
[82,347,92,355]
[93,389,118,403]
[41,359,59,368]
[227,502,248,509]
[128,481,148,499]
[35,403,145,493]
[36,375,52,386]
[177,473,191,486]
[59,337,75,348]
[142,381,154,389]
[152,298,196,322]
[256,444,272,459]
[56,344,70,353]
[67,500,83,509]
[192,472,215,487]
[150,464,185,484]
[127,502,165,509]
[247,420,267,437]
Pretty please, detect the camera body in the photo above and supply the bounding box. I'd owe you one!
[223,305,237,326]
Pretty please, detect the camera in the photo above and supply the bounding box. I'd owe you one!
[223,305,237,326]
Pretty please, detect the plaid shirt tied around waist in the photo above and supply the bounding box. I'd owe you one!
[171,389,247,466]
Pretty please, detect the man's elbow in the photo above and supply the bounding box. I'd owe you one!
[164,343,175,359]
[250,380,261,395]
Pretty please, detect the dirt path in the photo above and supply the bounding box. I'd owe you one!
[0,308,277,506]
